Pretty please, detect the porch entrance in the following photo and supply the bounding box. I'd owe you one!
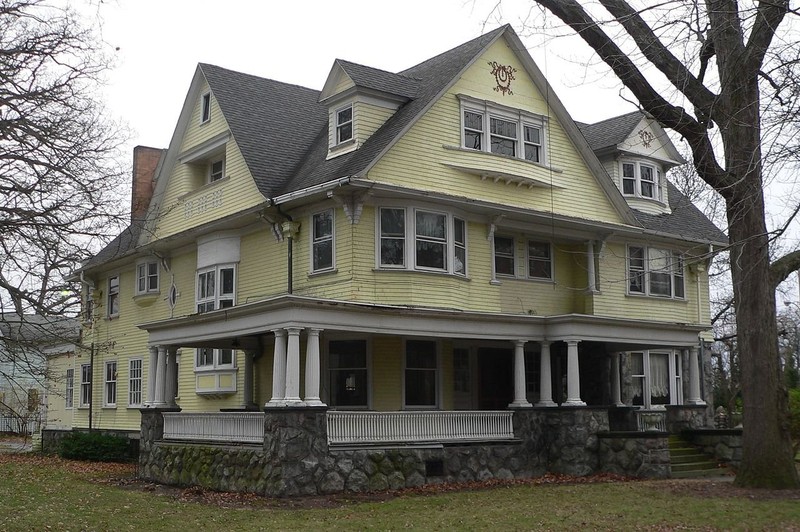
[478,347,513,410]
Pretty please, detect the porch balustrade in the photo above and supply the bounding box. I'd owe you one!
[635,409,667,432]
[162,412,265,444]
[326,410,515,445]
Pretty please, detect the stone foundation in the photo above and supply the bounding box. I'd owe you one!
[41,428,140,457]
[138,406,682,496]
[665,405,708,432]
[597,432,670,478]
[683,428,743,469]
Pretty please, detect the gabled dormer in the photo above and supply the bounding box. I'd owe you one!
[578,112,685,216]
[319,59,419,159]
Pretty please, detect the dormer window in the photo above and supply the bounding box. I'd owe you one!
[622,161,663,201]
[336,105,353,144]
[201,92,211,123]
[209,158,224,183]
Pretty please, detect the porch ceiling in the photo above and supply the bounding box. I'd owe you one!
[138,295,706,350]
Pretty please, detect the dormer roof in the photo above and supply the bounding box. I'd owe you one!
[320,59,420,103]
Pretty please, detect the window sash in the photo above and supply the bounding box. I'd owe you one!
[628,246,684,298]
[329,340,368,408]
[129,359,142,406]
[415,210,447,270]
[463,111,483,150]
[65,368,74,409]
[80,364,91,406]
[312,210,334,271]
[405,340,437,407]
[461,104,546,163]
[494,236,515,276]
[104,362,117,406]
[108,276,119,316]
[490,117,517,157]
[137,262,159,293]
[196,265,235,313]
[336,106,353,144]
[523,125,541,162]
[453,218,466,275]
[380,208,406,267]
[209,159,224,182]
[527,241,552,280]
[201,93,211,122]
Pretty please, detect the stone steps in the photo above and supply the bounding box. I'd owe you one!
[668,435,730,478]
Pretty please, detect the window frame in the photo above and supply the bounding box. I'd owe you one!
[195,347,234,370]
[527,240,553,280]
[80,364,91,408]
[620,160,664,201]
[65,368,74,409]
[135,261,159,295]
[311,209,335,273]
[107,275,120,318]
[376,205,467,276]
[403,339,440,409]
[627,245,685,299]
[195,264,236,313]
[326,338,370,409]
[629,350,682,408]
[104,361,117,407]
[201,92,211,123]
[208,158,225,183]
[459,97,548,165]
[493,235,516,277]
[128,358,143,407]
[335,104,353,145]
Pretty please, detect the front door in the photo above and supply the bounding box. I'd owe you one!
[477,348,513,410]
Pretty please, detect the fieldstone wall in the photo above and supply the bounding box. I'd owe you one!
[665,405,708,432]
[41,428,140,456]
[683,429,743,469]
[597,432,670,478]
[541,407,609,476]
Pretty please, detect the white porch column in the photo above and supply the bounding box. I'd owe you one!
[266,329,287,407]
[146,346,158,406]
[687,346,706,405]
[165,347,178,408]
[586,240,597,292]
[564,339,586,406]
[242,350,256,409]
[509,340,532,408]
[153,345,167,408]
[303,328,326,407]
[536,341,556,407]
[284,327,303,405]
[611,352,624,406]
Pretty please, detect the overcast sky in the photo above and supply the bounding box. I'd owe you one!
[88,0,630,152]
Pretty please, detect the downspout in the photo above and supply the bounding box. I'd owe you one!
[274,202,294,295]
[88,342,94,432]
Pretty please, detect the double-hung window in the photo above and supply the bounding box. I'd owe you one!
[336,105,353,144]
[621,161,661,200]
[378,207,467,276]
[628,246,685,298]
[630,351,681,408]
[136,261,159,295]
[107,276,119,317]
[312,209,334,272]
[405,340,438,408]
[494,235,515,276]
[104,361,117,407]
[80,364,91,407]
[527,241,553,280]
[128,359,142,407]
[460,97,547,164]
[208,158,224,182]
[328,340,368,408]
[65,368,74,409]
[196,265,235,313]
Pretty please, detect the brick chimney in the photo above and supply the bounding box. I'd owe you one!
[131,146,164,223]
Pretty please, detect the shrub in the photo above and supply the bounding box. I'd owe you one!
[789,388,800,460]
[59,431,133,462]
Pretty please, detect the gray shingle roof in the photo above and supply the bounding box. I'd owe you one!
[335,60,419,99]
[79,223,142,270]
[576,111,643,153]
[634,182,727,245]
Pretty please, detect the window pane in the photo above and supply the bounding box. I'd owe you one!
[406,340,437,406]
[464,131,482,150]
[524,144,540,162]
[491,137,515,156]
[329,340,367,368]
[528,241,552,279]
[623,163,635,177]
[329,340,367,407]
[415,211,445,239]
[464,111,482,131]
[381,238,405,266]
[454,246,466,275]
[650,352,671,404]
[454,218,465,246]
[381,208,405,236]
[416,240,445,269]
[490,118,517,138]
[650,272,672,296]
[313,240,333,270]
[314,211,333,239]
[494,236,515,276]
[524,125,540,144]
[219,349,233,366]
[220,268,234,295]
[623,179,635,195]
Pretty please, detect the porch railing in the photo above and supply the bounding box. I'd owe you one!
[636,410,667,432]
[326,410,515,445]
[162,412,265,444]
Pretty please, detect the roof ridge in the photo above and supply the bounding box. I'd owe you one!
[198,63,320,94]
[400,24,508,76]
[583,110,643,127]
[335,59,421,81]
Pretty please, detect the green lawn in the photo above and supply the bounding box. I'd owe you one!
[1,454,799,531]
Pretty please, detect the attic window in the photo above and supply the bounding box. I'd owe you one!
[621,160,664,202]
[201,93,211,123]
[209,158,225,183]
[336,105,353,144]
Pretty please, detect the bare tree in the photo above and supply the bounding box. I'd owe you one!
[517,0,800,487]
[0,0,127,420]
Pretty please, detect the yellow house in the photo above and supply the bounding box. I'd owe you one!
[47,25,726,494]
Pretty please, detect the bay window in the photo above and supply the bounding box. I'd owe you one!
[627,245,684,298]
[196,264,235,312]
[377,207,466,276]
[630,351,681,408]
[621,161,664,201]
[136,261,159,295]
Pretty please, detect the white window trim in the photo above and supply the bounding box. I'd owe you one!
[107,275,120,318]
[375,204,467,276]
[627,245,685,299]
[195,263,236,313]
[201,92,211,123]
[79,363,91,408]
[65,368,74,409]
[493,234,516,278]
[458,95,548,166]
[311,209,335,273]
[135,260,159,296]
[128,358,143,408]
[620,160,665,202]
[335,104,354,145]
[104,361,117,407]
[630,350,682,409]
[208,157,225,184]
[195,348,236,371]
[402,339,441,410]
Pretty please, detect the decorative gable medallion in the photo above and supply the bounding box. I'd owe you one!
[488,61,517,96]
[638,129,655,148]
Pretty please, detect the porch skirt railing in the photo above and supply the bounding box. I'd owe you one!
[162,412,265,444]
[635,409,667,432]
[326,410,515,445]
